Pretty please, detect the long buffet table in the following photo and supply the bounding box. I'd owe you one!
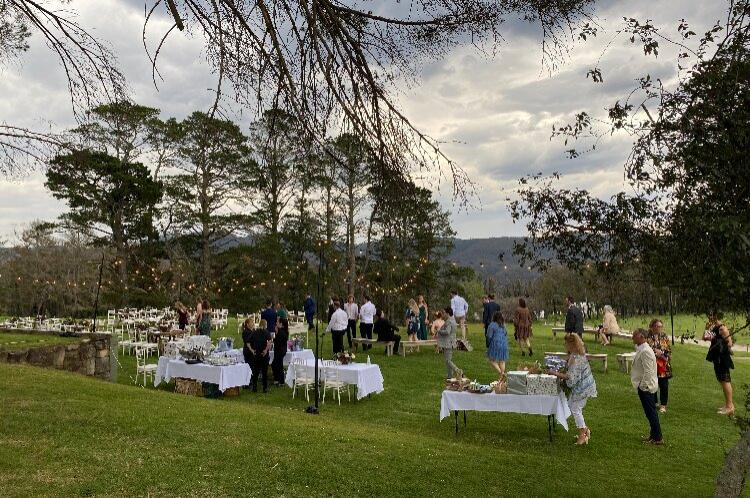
[154,357,251,392]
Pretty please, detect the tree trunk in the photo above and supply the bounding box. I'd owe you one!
[717,429,750,497]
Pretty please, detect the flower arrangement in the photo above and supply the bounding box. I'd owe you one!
[334,351,355,364]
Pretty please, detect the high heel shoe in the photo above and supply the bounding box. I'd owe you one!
[586,428,591,439]
[574,436,589,445]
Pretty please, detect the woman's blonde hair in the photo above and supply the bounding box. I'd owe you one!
[564,333,586,355]
[603,305,614,314]
[259,319,268,330]
[408,298,419,314]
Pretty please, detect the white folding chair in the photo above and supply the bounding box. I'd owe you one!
[135,347,157,386]
[291,359,316,402]
[322,360,350,405]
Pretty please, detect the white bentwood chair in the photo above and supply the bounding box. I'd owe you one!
[135,347,157,386]
[322,360,350,405]
[291,359,316,402]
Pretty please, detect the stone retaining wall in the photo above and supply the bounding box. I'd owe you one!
[0,333,111,380]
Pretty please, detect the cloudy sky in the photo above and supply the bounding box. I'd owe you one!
[0,0,728,243]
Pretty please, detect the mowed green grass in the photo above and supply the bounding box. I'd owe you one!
[1,320,748,497]
[0,332,78,350]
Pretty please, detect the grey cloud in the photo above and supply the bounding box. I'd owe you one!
[0,0,731,241]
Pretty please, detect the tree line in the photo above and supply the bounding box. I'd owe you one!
[0,102,474,318]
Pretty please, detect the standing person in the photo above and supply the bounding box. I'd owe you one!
[486,311,509,379]
[195,298,204,333]
[326,300,348,355]
[405,299,420,343]
[327,297,336,323]
[430,311,444,338]
[597,305,620,346]
[241,317,256,367]
[374,309,401,355]
[631,329,663,445]
[551,333,597,445]
[707,323,735,416]
[271,316,289,385]
[275,302,289,321]
[343,295,359,349]
[450,291,469,341]
[417,295,429,341]
[197,299,212,336]
[514,298,534,357]
[564,296,584,338]
[647,319,673,413]
[175,302,189,331]
[437,308,462,379]
[247,319,272,393]
[260,300,277,336]
[482,295,501,346]
[303,294,316,330]
[359,295,376,351]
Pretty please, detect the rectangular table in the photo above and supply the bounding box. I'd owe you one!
[285,361,384,400]
[154,357,251,392]
[440,390,571,440]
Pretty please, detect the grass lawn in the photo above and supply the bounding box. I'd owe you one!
[0,332,79,351]
[1,320,748,497]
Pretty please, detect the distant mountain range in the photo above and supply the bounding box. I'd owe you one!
[448,237,539,285]
[0,236,541,285]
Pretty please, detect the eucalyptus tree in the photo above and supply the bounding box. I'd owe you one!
[166,111,251,286]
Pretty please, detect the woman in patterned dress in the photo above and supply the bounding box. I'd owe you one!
[647,319,672,413]
[486,311,509,379]
[551,333,597,445]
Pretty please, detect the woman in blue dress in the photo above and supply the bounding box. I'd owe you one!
[486,311,509,379]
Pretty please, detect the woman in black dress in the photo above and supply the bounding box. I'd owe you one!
[271,317,289,385]
[175,302,189,331]
[707,323,735,416]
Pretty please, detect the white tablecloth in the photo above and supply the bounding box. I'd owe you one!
[226,348,315,368]
[439,390,571,430]
[154,357,251,392]
[285,361,384,400]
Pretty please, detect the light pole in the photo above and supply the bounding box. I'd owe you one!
[306,239,324,415]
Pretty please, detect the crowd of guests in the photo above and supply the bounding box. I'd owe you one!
[184,290,736,448]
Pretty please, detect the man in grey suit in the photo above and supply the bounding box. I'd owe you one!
[437,308,462,379]
[565,296,584,337]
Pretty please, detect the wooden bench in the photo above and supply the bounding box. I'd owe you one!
[551,327,600,340]
[352,338,394,356]
[400,339,438,356]
[544,352,609,373]
[616,352,636,373]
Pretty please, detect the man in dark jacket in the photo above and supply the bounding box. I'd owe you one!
[303,294,316,330]
[374,309,401,355]
[482,294,501,346]
[565,296,585,337]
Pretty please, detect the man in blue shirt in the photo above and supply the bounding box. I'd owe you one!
[261,300,277,334]
[303,294,316,330]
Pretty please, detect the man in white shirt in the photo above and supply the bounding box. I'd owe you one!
[326,299,349,355]
[359,295,376,351]
[450,290,469,340]
[343,295,359,349]
[631,329,663,445]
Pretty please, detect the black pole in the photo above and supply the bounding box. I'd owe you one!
[669,287,675,345]
[306,240,323,415]
[92,251,105,333]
